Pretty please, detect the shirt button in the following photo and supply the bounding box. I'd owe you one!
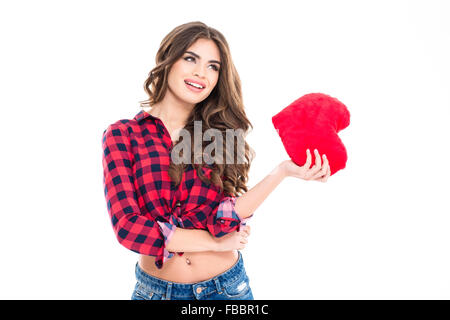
[219,219,225,224]
[175,201,181,207]
[196,287,203,294]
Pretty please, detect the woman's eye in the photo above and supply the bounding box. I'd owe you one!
[184,56,219,72]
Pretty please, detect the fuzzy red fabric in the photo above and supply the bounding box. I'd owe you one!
[272,93,350,176]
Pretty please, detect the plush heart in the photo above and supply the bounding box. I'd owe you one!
[271,93,350,176]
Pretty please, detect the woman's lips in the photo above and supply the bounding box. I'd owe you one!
[185,81,205,93]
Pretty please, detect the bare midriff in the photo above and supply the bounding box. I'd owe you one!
[139,250,239,283]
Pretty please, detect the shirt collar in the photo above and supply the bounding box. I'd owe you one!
[134,109,157,123]
[134,109,169,141]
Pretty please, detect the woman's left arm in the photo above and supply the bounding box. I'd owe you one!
[234,149,331,219]
[234,163,286,219]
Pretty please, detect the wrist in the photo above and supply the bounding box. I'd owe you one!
[274,161,288,180]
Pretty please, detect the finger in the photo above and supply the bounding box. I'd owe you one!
[321,154,329,175]
[312,166,327,180]
[308,150,322,176]
[304,149,312,167]
[314,149,322,169]
[240,228,249,236]
[324,163,331,179]
[318,161,331,182]
[312,155,328,180]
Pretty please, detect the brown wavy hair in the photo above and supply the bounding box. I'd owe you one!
[138,21,255,197]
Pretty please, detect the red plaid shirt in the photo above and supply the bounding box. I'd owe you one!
[102,110,252,269]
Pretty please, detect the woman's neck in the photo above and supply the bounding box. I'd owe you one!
[147,102,191,129]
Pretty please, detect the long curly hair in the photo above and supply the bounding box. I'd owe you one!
[138,21,255,197]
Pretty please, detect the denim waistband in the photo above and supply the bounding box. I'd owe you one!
[134,251,246,299]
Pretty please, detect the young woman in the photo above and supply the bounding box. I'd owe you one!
[101,21,330,300]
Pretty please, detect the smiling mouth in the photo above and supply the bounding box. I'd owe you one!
[184,80,205,89]
[184,81,205,92]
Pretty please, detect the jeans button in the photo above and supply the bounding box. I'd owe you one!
[196,287,203,294]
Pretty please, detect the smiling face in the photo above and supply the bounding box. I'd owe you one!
[167,38,221,106]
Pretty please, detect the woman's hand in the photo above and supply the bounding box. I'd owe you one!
[280,149,330,183]
[213,225,251,252]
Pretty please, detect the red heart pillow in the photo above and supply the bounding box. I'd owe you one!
[271,93,350,176]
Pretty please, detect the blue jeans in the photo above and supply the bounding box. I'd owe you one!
[131,251,254,300]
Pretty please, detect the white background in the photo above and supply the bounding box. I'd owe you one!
[0,0,449,299]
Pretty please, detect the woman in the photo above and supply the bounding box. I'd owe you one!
[101,21,330,300]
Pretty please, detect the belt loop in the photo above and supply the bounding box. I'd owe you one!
[166,282,173,300]
[213,277,222,294]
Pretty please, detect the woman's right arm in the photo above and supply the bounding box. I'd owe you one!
[102,123,166,260]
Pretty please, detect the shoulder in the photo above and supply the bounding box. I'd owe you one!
[103,118,139,137]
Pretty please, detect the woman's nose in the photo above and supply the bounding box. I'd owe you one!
[193,67,205,77]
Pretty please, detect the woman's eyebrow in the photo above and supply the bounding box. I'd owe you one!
[185,51,221,65]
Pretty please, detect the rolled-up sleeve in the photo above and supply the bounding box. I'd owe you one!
[156,216,179,261]
[207,195,253,238]
[101,123,176,269]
